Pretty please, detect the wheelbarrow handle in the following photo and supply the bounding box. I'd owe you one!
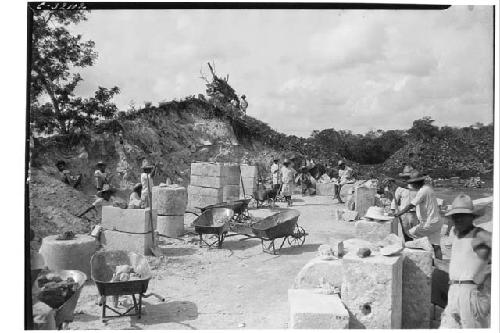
[142,293,165,302]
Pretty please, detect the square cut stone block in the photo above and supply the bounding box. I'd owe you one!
[188,185,223,200]
[239,164,258,179]
[402,248,433,328]
[157,215,184,238]
[222,185,240,202]
[354,187,376,218]
[341,253,403,329]
[294,257,344,289]
[316,183,336,196]
[190,163,240,183]
[288,289,349,329]
[188,194,222,209]
[355,219,393,243]
[101,230,155,255]
[190,175,227,188]
[152,185,187,215]
[101,207,157,233]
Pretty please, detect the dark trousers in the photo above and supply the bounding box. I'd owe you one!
[433,245,443,260]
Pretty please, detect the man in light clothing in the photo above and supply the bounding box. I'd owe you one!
[389,175,419,234]
[94,161,110,191]
[140,160,156,208]
[334,160,354,203]
[240,95,248,114]
[395,171,444,259]
[270,158,281,193]
[439,194,491,328]
[280,159,295,207]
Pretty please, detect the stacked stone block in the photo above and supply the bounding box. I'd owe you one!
[153,184,187,238]
[239,164,258,198]
[188,162,240,208]
[101,207,157,255]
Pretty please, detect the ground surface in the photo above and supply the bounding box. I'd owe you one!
[68,188,492,330]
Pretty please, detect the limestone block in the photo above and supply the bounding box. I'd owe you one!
[39,234,97,279]
[190,175,226,188]
[402,248,433,328]
[102,207,157,233]
[288,289,349,329]
[333,208,359,222]
[157,215,184,237]
[240,177,257,190]
[341,253,403,329]
[190,162,240,182]
[294,257,344,289]
[152,185,187,215]
[101,230,155,255]
[222,185,240,202]
[240,164,258,179]
[187,185,224,198]
[316,183,336,196]
[355,219,393,243]
[188,194,221,209]
[354,187,376,218]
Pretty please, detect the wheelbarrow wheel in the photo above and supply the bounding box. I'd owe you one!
[288,226,306,247]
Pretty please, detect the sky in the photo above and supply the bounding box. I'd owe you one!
[70,6,494,137]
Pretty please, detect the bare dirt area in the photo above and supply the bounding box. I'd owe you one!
[67,188,492,330]
[70,195,357,330]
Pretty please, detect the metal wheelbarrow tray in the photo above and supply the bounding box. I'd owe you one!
[91,250,162,321]
[34,269,87,329]
[251,209,307,254]
[198,199,251,221]
[192,207,234,248]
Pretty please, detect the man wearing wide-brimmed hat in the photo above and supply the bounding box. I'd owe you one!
[78,184,116,218]
[94,161,110,191]
[394,171,444,258]
[389,171,419,234]
[439,194,491,329]
[140,159,156,208]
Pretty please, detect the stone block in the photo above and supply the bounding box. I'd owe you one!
[288,289,349,329]
[39,234,97,279]
[222,185,240,202]
[190,162,240,184]
[316,183,336,196]
[402,248,433,328]
[294,257,344,289]
[354,186,376,218]
[187,185,224,198]
[333,208,359,222]
[188,194,221,209]
[102,207,157,233]
[341,253,403,329]
[355,219,393,243]
[101,229,156,255]
[157,215,184,237]
[152,185,187,215]
[190,175,226,188]
[240,164,258,179]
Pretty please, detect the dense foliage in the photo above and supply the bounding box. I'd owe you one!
[30,9,120,134]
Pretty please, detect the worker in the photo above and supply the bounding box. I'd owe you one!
[334,160,354,203]
[240,95,248,114]
[389,173,419,234]
[270,158,281,193]
[394,171,444,259]
[280,159,296,207]
[78,184,116,218]
[128,183,143,209]
[55,160,82,188]
[94,161,110,191]
[140,160,156,208]
[439,194,491,329]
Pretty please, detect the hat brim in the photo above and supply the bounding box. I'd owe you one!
[407,176,427,183]
[445,208,483,217]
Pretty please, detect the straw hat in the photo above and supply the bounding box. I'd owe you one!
[445,194,483,217]
[406,171,427,184]
[364,206,393,221]
[338,160,345,166]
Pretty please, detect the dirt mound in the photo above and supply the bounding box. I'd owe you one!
[29,169,98,247]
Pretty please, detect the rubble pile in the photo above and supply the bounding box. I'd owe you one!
[36,274,79,309]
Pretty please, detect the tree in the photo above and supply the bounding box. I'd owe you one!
[408,116,439,142]
[30,10,120,134]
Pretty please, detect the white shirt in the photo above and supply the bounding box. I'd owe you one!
[338,166,353,185]
[410,185,443,244]
[271,164,280,184]
[141,173,153,197]
[391,187,417,211]
[449,228,490,284]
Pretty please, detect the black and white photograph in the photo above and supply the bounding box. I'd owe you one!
[20,1,498,330]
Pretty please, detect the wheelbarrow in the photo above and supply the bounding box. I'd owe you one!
[90,250,164,322]
[192,207,234,248]
[195,199,251,221]
[33,269,87,330]
[251,209,306,254]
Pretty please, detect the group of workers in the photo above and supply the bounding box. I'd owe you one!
[76,159,158,218]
